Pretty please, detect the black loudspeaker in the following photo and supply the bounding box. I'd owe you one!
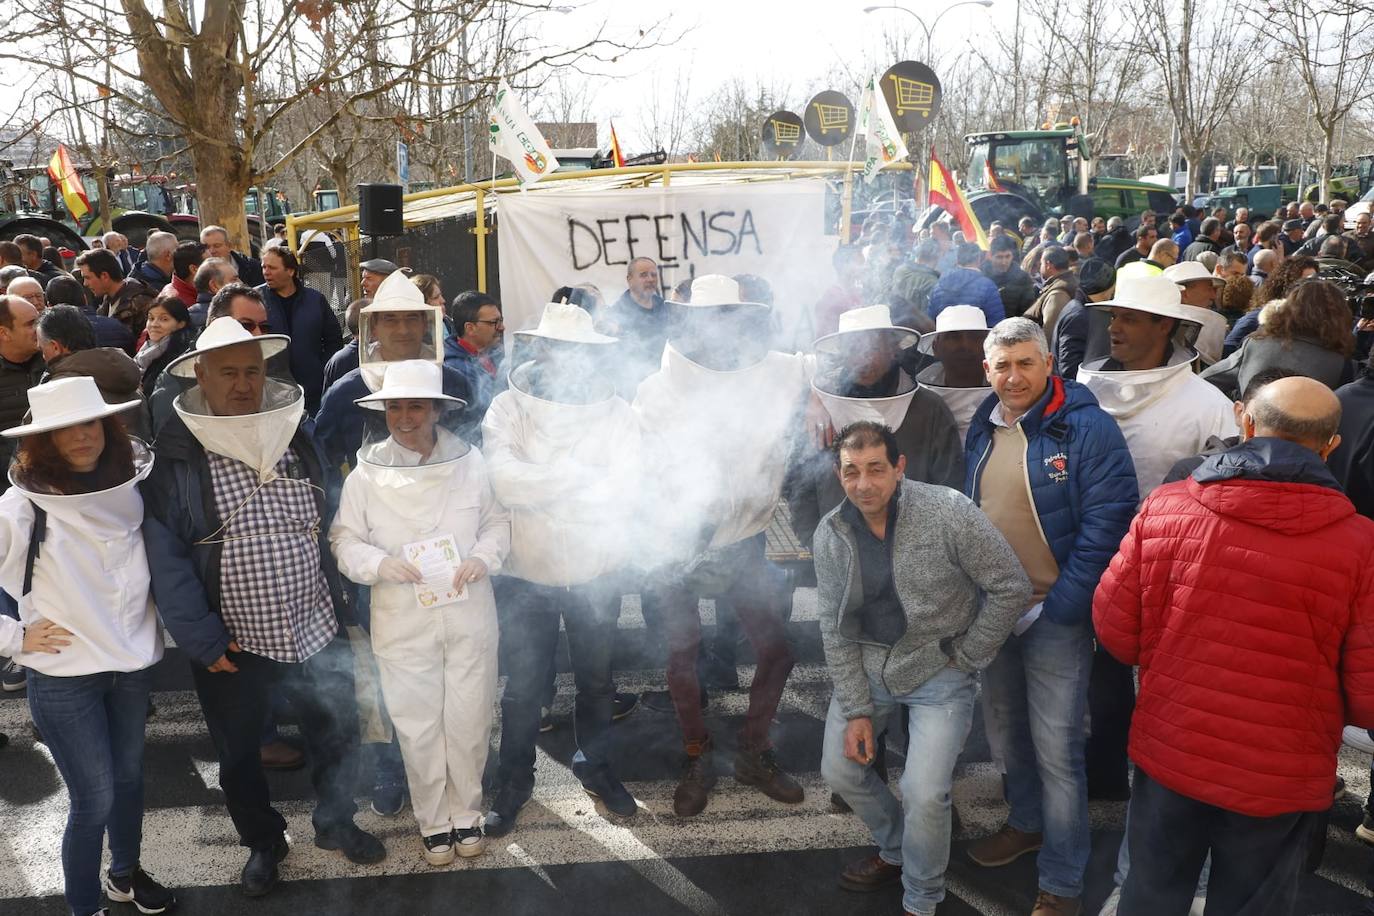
[358,183,404,236]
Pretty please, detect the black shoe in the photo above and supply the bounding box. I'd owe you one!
[1357,811,1374,846]
[573,760,637,818]
[105,866,176,914]
[641,688,708,714]
[240,838,289,897]
[369,783,407,818]
[611,691,639,721]
[484,781,533,838]
[314,822,386,865]
[830,791,851,813]
[0,657,25,692]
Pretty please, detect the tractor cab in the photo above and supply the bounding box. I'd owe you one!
[966,129,1082,217]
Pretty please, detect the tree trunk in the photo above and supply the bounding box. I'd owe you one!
[192,142,254,253]
[329,158,352,206]
[1320,126,1335,204]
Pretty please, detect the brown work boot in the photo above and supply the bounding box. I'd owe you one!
[1031,890,1082,916]
[734,746,804,804]
[259,739,305,771]
[967,824,1043,867]
[672,742,717,817]
[838,854,902,892]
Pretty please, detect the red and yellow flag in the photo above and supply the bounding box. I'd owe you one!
[47,144,90,221]
[984,158,1005,193]
[609,121,626,168]
[929,146,988,249]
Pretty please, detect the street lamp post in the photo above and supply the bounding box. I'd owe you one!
[862,0,994,61]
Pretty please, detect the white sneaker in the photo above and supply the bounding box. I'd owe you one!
[453,826,486,858]
[1189,895,1207,916]
[1098,886,1121,916]
[422,832,455,866]
[1344,726,1374,754]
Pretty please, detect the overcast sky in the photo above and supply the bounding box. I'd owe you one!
[552,0,998,151]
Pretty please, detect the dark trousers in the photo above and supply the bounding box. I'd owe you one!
[190,635,360,850]
[1118,769,1318,916]
[496,577,619,788]
[1086,642,1135,798]
[642,537,794,753]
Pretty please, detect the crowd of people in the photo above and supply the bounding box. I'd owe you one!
[0,196,1371,916]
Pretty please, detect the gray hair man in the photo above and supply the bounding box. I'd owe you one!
[962,318,1137,914]
[200,224,264,287]
[133,231,177,289]
[817,420,1030,916]
[191,257,239,329]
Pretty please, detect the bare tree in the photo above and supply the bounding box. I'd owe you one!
[1127,0,1251,197]
[0,1,665,250]
[1250,0,1374,201]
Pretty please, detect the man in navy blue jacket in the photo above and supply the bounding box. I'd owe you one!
[257,246,343,414]
[962,317,1138,915]
[927,242,1005,326]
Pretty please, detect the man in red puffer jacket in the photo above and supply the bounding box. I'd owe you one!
[1094,375,1374,916]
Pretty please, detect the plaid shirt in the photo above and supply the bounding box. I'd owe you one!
[207,447,337,663]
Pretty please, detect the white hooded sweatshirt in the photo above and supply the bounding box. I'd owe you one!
[481,362,640,587]
[633,343,810,565]
[0,441,163,675]
[329,428,511,616]
[1077,349,1239,499]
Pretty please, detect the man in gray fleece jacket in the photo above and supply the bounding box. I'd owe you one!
[815,421,1031,916]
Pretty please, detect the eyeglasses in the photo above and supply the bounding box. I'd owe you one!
[472,318,504,328]
[237,319,272,333]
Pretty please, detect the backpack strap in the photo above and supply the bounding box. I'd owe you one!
[22,502,46,598]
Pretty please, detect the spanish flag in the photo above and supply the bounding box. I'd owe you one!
[929,146,988,249]
[984,158,1005,193]
[609,121,626,168]
[47,144,90,221]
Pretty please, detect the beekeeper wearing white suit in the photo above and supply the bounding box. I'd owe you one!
[329,359,510,866]
[785,304,964,549]
[480,302,642,837]
[633,273,810,818]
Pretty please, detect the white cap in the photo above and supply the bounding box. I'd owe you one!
[166,316,290,379]
[1164,261,1225,288]
[2,376,141,438]
[515,302,617,345]
[918,304,990,355]
[354,359,466,411]
[1088,270,1202,325]
[362,269,434,313]
[677,274,769,309]
[814,304,919,355]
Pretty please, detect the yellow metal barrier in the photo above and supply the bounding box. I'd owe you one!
[291,159,916,291]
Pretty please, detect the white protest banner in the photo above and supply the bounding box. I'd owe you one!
[488,79,559,185]
[495,181,836,347]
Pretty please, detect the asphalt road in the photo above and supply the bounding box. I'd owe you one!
[1,590,1370,916]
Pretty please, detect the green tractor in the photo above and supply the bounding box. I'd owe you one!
[0,164,190,250]
[919,127,1178,236]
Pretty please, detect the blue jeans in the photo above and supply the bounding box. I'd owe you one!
[27,667,155,916]
[1115,785,1212,893]
[980,618,1092,897]
[821,666,976,915]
